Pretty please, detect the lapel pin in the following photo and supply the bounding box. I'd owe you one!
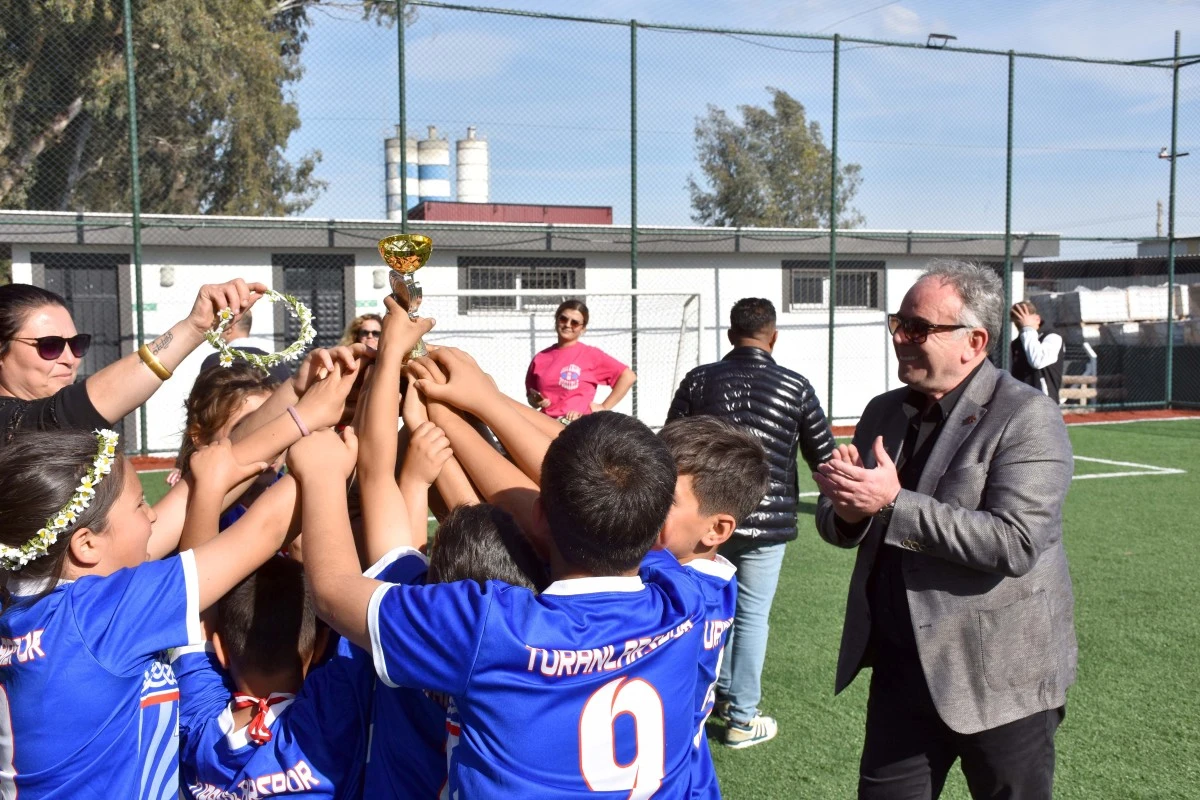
[964,415,977,425]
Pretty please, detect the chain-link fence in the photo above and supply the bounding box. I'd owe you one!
[1,2,1197,452]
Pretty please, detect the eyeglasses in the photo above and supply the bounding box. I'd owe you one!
[887,314,968,345]
[556,315,584,328]
[357,330,382,340]
[9,334,92,360]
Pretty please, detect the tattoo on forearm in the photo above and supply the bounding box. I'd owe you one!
[151,333,173,354]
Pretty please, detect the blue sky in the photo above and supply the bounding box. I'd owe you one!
[287,0,1199,256]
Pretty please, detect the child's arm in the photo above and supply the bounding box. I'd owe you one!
[290,429,383,651]
[356,298,435,563]
[398,388,453,553]
[186,365,359,611]
[411,348,553,486]
[178,442,269,552]
[157,364,361,558]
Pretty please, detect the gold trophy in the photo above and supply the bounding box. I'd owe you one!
[378,233,433,359]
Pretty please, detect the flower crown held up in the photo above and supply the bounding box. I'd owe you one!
[205,289,316,371]
[0,429,120,572]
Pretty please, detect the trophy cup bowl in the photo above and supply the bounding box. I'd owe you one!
[378,233,433,359]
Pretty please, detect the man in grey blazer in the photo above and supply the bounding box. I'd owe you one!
[814,261,1076,799]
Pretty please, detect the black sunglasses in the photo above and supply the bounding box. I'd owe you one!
[357,329,382,340]
[10,334,92,361]
[887,314,968,345]
[556,315,584,328]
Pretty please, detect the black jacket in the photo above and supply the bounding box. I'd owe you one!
[667,346,835,542]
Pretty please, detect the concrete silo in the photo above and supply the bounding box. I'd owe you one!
[384,132,417,221]
[456,127,489,204]
[417,126,452,204]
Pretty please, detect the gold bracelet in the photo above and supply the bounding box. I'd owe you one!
[138,344,173,381]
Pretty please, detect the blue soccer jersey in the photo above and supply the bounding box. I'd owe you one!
[360,547,454,800]
[0,552,203,800]
[642,550,737,800]
[174,640,374,800]
[367,559,707,798]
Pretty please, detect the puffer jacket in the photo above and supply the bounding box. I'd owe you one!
[667,346,835,542]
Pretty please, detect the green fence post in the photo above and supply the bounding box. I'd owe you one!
[630,18,639,419]
[1002,51,1015,372]
[398,0,409,234]
[827,33,840,420]
[1165,30,1181,407]
[121,0,148,455]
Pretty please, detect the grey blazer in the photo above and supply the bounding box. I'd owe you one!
[816,360,1077,734]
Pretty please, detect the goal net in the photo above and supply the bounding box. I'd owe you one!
[416,290,702,426]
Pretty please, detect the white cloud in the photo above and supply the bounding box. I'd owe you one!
[879,5,924,36]
[406,31,524,82]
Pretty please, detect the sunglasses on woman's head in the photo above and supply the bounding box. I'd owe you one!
[10,334,93,360]
[556,315,583,328]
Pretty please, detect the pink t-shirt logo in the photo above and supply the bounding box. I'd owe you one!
[559,364,581,391]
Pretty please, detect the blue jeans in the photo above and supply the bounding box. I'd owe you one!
[716,536,787,726]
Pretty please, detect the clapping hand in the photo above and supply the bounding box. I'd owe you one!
[813,437,901,524]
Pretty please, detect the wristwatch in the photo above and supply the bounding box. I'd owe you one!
[874,499,896,525]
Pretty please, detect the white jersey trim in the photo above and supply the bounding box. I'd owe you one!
[364,546,427,579]
[542,575,645,596]
[368,583,399,688]
[685,554,736,582]
[169,641,215,664]
[179,548,203,646]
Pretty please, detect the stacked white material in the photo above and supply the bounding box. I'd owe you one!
[1056,287,1129,324]
[1126,285,1173,321]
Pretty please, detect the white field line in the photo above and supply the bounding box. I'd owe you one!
[1072,455,1185,479]
[800,455,1185,496]
[1066,415,1200,427]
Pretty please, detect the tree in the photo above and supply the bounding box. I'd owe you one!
[687,87,864,229]
[0,0,382,215]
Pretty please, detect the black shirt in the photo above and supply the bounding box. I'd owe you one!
[867,362,983,659]
[0,381,111,446]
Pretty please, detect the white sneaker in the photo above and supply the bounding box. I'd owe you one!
[724,714,778,749]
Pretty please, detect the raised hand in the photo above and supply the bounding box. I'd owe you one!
[380,295,435,361]
[292,344,374,395]
[186,279,269,337]
[403,421,453,487]
[288,427,359,481]
[293,362,361,432]
[409,346,499,416]
[189,439,270,496]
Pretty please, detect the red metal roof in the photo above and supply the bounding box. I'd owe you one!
[407,201,612,225]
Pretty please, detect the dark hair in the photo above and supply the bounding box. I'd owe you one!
[428,504,548,591]
[729,298,776,340]
[0,284,69,357]
[554,299,589,328]
[0,430,127,602]
[540,411,676,575]
[175,363,278,474]
[658,416,770,525]
[216,556,317,678]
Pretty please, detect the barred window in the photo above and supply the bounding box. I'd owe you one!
[783,260,883,311]
[457,256,584,313]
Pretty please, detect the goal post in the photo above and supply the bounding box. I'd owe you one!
[415,289,702,426]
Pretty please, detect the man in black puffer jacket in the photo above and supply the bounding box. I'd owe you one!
[668,297,834,749]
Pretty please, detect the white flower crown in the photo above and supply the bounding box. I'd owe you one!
[0,429,120,572]
[205,289,316,371]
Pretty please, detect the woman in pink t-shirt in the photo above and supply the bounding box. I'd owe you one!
[524,299,637,422]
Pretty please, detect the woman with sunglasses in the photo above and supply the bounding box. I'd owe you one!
[524,299,637,423]
[0,279,266,446]
[338,313,383,348]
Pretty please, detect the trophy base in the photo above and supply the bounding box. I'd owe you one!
[409,338,428,361]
